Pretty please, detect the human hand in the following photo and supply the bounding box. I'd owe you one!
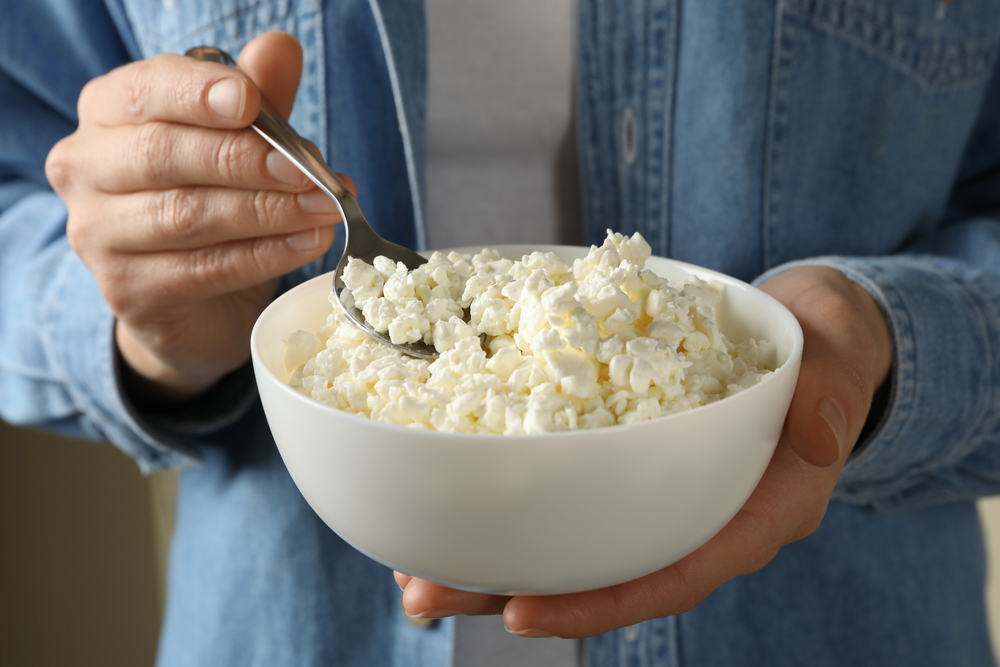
[395,265,893,638]
[45,31,346,403]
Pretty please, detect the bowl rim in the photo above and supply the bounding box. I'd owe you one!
[250,245,804,442]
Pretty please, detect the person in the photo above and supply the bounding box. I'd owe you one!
[1,1,998,666]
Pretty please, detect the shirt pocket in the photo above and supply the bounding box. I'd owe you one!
[763,0,1000,268]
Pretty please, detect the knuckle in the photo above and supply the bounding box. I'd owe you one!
[187,242,269,293]
[249,235,280,276]
[123,59,157,120]
[65,212,90,255]
[186,244,225,285]
[76,75,104,122]
[64,219,94,268]
[175,65,207,119]
[131,122,175,184]
[103,285,131,316]
[790,504,828,543]
[62,203,104,268]
[44,137,74,194]
[213,131,263,184]
[658,563,705,616]
[736,549,779,577]
[250,189,286,233]
[155,188,204,241]
[213,131,244,182]
[97,264,135,316]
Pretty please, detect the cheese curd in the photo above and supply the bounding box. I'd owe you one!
[289,231,776,434]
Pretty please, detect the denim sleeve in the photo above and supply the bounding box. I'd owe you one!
[755,233,1000,511]
[0,1,256,473]
[0,190,202,471]
[752,62,1000,511]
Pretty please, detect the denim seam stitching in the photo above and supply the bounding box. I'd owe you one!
[836,259,997,492]
[936,261,1000,451]
[576,0,601,243]
[0,358,61,382]
[785,0,999,91]
[895,260,997,467]
[831,262,917,482]
[643,0,676,256]
[762,0,791,272]
[607,0,624,232]
[642,0,674,258]
[366,0,427,252]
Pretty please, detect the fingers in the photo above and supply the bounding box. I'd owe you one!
[396,266,893,641]
[762,266,893,466]
[61,170,340,313]
[237,31,303,120]
[63,122,311,194]
[80,53,260,128]
[735,548,780,576]
[67,124,354,198]
[398,577,510,619]
[77,33,303,129]
[64,32,310,198]
[499,443,829,638]
[93,224,336,315]
[397,426,838,639]
[93,185,339,252]
[50,32,335,404]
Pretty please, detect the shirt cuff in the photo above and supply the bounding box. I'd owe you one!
[755,255,1000,510]
[44,252,256,473]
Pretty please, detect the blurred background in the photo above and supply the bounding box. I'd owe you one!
[3,418,1000,666]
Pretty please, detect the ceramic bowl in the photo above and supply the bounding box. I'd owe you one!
[250,245,803,595]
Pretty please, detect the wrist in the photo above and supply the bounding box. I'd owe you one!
[115,320,223,406]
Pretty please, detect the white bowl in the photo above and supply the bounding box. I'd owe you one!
[251,246,803,595]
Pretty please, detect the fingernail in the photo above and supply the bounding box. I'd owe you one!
[817,397,847,459]
[410,609,461,619]
[297,188,339,214]
[267,150,308,186]
[207,78,247,120]
[506,627,555,638]
[286,227,319,251]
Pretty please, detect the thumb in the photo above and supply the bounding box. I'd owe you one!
[237,31,304,120]
[784,352,857,467]
[762,266,893,467]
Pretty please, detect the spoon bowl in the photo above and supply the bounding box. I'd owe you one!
[186,46,438,359]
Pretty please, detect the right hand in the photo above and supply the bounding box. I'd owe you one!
[45,32,343,403]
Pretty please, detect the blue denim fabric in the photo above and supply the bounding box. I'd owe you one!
[2,0,1000,665]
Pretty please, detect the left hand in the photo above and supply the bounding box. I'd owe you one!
[394,265,893,638]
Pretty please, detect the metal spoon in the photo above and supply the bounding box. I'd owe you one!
[186,46,438,360]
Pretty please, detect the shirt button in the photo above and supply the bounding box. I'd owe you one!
[401,598,437,629]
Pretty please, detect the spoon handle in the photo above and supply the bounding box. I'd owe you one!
[184,46,437,359]
[184,46,383,258]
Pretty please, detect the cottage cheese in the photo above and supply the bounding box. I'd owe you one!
[287,231,776,434]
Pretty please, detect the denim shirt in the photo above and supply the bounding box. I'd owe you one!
[2,0,1000,665]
